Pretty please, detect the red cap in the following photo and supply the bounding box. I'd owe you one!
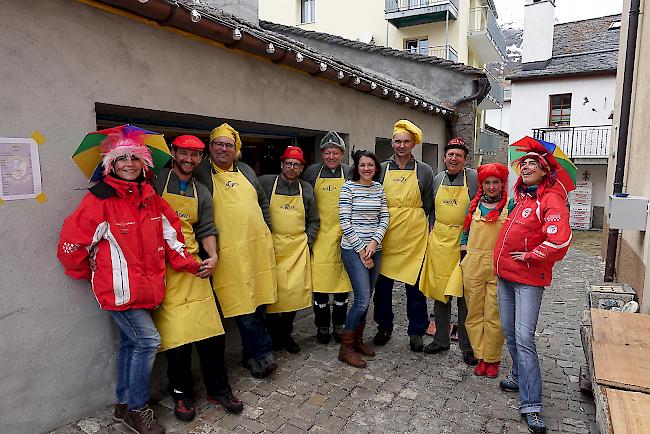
[280,146,305,164]
[172,135,205,150]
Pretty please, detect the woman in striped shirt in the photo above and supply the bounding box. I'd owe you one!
[338,150,389,368]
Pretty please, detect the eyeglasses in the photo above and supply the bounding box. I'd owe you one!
[211,141,236,149]
[283,162,303,168]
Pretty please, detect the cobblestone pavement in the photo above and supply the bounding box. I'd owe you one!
[52,232,603,434]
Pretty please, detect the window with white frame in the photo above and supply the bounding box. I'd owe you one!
[300,0,315,24]
[404,38,429,56]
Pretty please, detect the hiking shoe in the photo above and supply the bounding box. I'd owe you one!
[409,335,424,352]
[522,412,547,433]
[423,341,450,354]
[463,351,478,366]
[485,361,500,379]
[208,391,244,414]
[316,327,331,344]
[474,360,487,377]
[285,335,301,354]
[173,397,195,422]
[500,376,519,392]
[372,328,392,346]
[113,403,128,422]
[123,405,165,434]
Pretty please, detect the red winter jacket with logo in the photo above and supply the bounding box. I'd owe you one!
[57,175,200,311]
[493,182,572,287]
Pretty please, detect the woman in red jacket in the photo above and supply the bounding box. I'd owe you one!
[58,128,201,434]
[493,139,572,434]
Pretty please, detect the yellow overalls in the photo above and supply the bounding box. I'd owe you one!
[461,206,507,363]
[210,166,277,318]
[267,178,312,313]
[153,171,224,351]
[419,171,470,302]
[380,164,428,286]
[311,167,352,294]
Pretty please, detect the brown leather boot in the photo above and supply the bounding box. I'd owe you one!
[353,321,376,357]
[338,331,366,368]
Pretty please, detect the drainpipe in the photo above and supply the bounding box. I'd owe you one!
[604,0,641,282]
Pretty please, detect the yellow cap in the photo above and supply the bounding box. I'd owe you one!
[392,119,422,145]
[210,123,242,152]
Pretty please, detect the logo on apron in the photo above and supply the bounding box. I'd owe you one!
[392,176,407,183]
[443,198,458,206]
[281,203,297,211]
[176,211,190,219]
[225,180,239,188]
[321,185,338,191]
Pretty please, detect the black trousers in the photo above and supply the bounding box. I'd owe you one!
[266,311,297,342]
[166,334,230,400]
[432,297,472,353]
[313,292,349,328]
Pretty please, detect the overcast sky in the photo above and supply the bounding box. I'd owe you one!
[493,0,624,28]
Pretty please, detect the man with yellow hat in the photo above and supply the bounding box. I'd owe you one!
[302,132,353,344]
[194,124,278,379]
[153,135,243,421]
[373,119,433,352]
[260,146,319,354]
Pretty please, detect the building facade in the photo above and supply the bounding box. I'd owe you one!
[508,0,620,229]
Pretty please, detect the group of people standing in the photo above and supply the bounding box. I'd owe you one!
[57,119,571,434]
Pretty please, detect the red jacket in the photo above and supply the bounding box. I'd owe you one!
[493,182,572,287]
[57,175,200,310]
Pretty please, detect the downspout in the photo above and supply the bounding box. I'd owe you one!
[453,76,488,167]
[604,0,641,282]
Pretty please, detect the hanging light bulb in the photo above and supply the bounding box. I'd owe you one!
[337,71,345,80]
[353,77,361,85]
[422,102,427,108]
[296,52,304,62]
[266,43,275,54]
[429,106,434,111]
[370,82,377,90]
[190,9,201,22]
[232,28,242,41]
[435,108,441,113]
[394,91,400,99]
[383,88,389,96]
[138,0,148,3]
[442,110,447,115]
[413,100,419,106]
[404,96,410,103]
[319,62,327,72]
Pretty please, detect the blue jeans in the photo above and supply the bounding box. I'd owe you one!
[341,248,382,331]
[373,274,428,336]
[497,277,544,414]
[234,305,273,361]
[107,309,161,410]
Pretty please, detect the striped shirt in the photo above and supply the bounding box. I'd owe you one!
[339,181,390,252]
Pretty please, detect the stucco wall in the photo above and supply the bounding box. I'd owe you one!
[207,0,258,24]
[0,1,448,432]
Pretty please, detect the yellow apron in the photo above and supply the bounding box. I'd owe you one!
[380,163,429,286]
[153,171,224,351]
[267,177,312,313]
[211,168,277,318]
[461,206,507,362]
[419,171,470,302]
[311,167,352,294]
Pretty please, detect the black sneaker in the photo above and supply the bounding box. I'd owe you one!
[462,351,479,366]
[113,403,128,422]
[499,376,519,392]
[173,397,196,422]
[285,335,301,354]
[423,341,450,354]
[316,327,331,344]
[373,328,392,346]
[522,412,546,433]
[409,335,424,352]
[243,357,266,378]
[258,353,278,378]
[208,391,244,414]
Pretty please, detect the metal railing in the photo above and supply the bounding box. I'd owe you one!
[483,68,504,105]
[468,6,507,60]
[532,125,611,158]
[405,44,458,62]
[385,0,459,13]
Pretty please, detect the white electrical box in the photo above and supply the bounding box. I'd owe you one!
[608,195,649,231]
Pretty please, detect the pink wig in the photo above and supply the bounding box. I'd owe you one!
[100,129,153,176]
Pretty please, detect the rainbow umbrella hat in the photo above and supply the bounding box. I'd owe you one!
[72,124,172,181]
[509,136,577,192]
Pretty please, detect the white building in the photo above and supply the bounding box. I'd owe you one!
[507,0,620,229]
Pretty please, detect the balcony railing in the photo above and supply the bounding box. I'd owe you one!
[532,125,611,159]
[405,45,458,62]
[385,0,459,27]
[483,67,504,107]
[468,6,507,61]
[385,0,459,13]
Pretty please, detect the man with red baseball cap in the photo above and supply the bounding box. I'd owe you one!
[153,135,243,422]
[260,146,319,353]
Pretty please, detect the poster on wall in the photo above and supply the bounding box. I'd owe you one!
[0,137,42,200]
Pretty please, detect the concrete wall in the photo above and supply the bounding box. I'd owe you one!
[604,0,650,311]
[0,1,448,432]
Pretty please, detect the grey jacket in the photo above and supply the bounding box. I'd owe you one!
[259,175,320,247]
[193,158,272,229]
[153,168,217,240]
[302,163,352,186]
[430,168,479,224]
[378,155,435,217]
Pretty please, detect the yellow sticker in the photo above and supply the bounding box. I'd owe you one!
[0,197,4,205]
[31,131,46,145]
[35,193,48,204]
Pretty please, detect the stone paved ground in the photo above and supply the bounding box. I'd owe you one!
[52,232,603,434]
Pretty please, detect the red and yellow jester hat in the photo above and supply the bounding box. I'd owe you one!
[463,163,509,231]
